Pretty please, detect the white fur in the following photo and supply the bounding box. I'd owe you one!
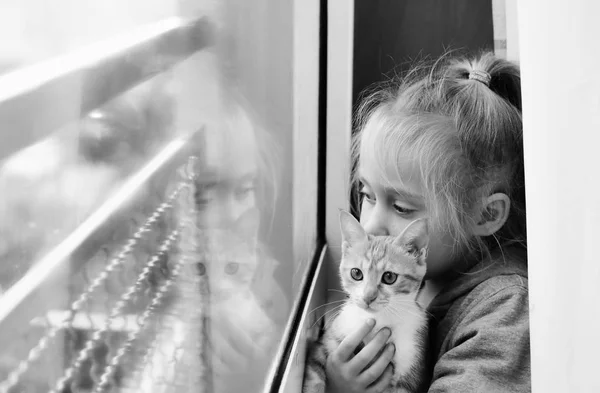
[330,300,426,379]
[219,290,275,350]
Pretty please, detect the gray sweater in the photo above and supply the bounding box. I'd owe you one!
[426,248,530,392]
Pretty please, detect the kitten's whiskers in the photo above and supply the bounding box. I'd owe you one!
[327,288,349,296]
[388,298,433,317]
[309,300,347,315]
[386,303,426,320]
[311,303,345,330]
[324,309,344,329]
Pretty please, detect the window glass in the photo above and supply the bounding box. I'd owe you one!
[0,1,313,391]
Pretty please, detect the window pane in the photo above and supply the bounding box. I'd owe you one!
[0,1,316,392]
[0,0,221,74]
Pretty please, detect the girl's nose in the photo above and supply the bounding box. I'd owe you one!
[200,194,240,228]
[220,195,245,227]
[361,206,389,236]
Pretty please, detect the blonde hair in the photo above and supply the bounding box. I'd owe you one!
[210,90,281,236]
[352,51,526,259]
[230,97,281,234]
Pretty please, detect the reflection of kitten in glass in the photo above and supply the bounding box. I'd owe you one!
[303,211,430,393]
[203,208,281,392]
[135,206,279,393]
[204,208,277,349]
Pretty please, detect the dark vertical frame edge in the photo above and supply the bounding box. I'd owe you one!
[263,0,328,391]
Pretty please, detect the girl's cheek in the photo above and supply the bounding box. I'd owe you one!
[194,196,244,227]
[196,206,223,227]
[359,200,373,225]
[241,192,256,211]
[232,192,256,222]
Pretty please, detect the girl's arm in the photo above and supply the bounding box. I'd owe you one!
[428,283,530,393]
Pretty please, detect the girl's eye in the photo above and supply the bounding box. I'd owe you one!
[359,188,375,204]
[195,188,216,207]
[235,184,256,201]
[381,271,398,285]
[195,191,210,206]
[393,203,415,215]
[224,262,239,275]
[350,268,363,281]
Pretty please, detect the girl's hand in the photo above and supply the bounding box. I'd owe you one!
[209,305,274,370]
[209,310,273,393]
[326,319,396,393]
[210,314,260,370]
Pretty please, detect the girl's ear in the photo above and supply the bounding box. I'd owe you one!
[472,193,511,237]
[339,209,368,250]
[393,218,430,258]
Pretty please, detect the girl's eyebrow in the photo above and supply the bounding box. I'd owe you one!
[385,186,423,203]
[358,174,422,202]
[196,168,256,188]
[237,173,257,183]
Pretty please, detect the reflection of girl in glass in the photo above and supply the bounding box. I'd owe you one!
[184,91,288,393]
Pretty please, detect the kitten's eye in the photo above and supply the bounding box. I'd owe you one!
[224,262,239,275]
[196,262,206,276]
[350,268,363,281]
[381,271,398,285]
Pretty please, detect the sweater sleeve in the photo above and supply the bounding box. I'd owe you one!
[428,285,531,393]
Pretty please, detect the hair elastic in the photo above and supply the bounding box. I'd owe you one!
[468,70,491,86]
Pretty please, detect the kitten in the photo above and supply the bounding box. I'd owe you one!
[201,208,280,393]
[202,208,277,352]
[134,208,277,393]
[303,210,430,393]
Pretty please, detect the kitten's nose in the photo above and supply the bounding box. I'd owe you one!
[363,292,378,306]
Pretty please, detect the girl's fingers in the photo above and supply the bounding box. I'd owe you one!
[219,319,257,355]
[335,319,376,361]
[358,343,395,386]
[365,364,394,393]
[212,310,258,356]
[210,331,244,369]
[209,319,255,369]
[349,327,391,375]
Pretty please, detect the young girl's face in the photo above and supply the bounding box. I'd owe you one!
[358,156,457,279]
[195,119,258,229]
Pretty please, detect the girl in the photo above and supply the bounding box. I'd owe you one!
[135,87,288,393]
[184,92,289,392]
[327,51,529,392]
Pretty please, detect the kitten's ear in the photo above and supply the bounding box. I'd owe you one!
[393,218,429,258]
[339,209,367,250]
[235,208,260,244]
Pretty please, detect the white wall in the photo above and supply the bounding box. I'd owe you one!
[491,0,519,62]
[505,0,519,62]
[518,1,600,392]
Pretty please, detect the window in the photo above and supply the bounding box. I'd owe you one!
[0,1,322,392]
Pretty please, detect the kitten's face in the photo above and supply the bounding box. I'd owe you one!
[203,208,260,300]
[339,211,428,312]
